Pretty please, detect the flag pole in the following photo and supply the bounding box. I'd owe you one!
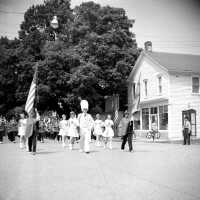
[34,62,39,112]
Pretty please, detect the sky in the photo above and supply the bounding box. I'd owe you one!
[0,0,200,55]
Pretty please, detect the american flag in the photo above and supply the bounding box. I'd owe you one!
[25,64,38,115]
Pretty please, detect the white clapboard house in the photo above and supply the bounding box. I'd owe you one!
[128,41,200,139]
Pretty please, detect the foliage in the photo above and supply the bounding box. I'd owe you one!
[0,0,139,115]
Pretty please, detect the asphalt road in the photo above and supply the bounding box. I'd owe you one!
[0,138,200,200]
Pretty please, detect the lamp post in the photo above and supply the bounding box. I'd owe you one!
[50,15,59,40]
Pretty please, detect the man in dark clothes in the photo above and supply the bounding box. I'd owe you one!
[26,110,39,155]
[121,112,134,152]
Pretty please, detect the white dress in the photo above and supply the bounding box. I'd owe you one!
[102,119,114,137]
[59,120,69,136]
[68,118,79,137]
[93,119,103,136]
[18,119,27,136]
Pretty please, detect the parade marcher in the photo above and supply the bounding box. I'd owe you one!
[58,114,69,147]
[118,110,129,138]
[121,112,134,152]
[0,116,6,144]
[38,117,45,143]
[26,109,39,155]
[102,114,114,149]
[93,113,103,146]
[183,116,191,145]
[44,116,51,139]
[68,111,79,150]
[78,100,94,153]
[18,111,27,149]
[52,117,60,142]
[7,116,17,143]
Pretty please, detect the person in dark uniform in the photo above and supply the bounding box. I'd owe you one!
[121,112,134,152]
[183,116,191,145]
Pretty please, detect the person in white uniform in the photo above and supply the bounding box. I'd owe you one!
[68,111,79,150]
[78,100,94,153]
[93,113,103,146]
[59,114,69,147]
[18,111,27,149]
[102,114,114,149]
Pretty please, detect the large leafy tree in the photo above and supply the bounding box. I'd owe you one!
[0,0,139,115]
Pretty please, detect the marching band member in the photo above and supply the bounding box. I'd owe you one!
[59,114,69,147]
[102,114,114,149]
[78,100,94,153]
[93,113,103,146]
[68,111,79,150]
[18,111,27,148]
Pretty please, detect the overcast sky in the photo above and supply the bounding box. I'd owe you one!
[0,0,200,55]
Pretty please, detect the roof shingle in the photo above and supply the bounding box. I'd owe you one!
[145,51,200,73]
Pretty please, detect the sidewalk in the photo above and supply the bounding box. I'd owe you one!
[113,136,200,144]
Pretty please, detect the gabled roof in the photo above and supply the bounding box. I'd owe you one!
[128,51,200,82]
[145,51,200,73]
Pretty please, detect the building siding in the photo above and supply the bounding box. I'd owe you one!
[169,74,200,139]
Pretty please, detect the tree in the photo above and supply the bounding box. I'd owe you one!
[0,0,139,115]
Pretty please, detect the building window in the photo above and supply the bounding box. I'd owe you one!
[142,108,149,130]
[159,105,168,130]
[158,76,162,94]
[192,77,199,93]
[150,107,157,114]
[143,79,148,97]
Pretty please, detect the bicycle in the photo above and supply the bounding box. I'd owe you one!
[146,130,160,141]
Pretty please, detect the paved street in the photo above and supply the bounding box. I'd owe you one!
[0,138,200,200]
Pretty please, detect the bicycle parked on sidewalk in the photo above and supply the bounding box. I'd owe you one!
[146,130,160,141]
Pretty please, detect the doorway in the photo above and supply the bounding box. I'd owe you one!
[182,109,196,136]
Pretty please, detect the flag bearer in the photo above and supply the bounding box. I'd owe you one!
[78,100,94,153]
[26,110,39,155]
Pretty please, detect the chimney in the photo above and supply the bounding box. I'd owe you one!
[144,41,152,52]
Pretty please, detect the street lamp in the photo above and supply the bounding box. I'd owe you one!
[50,15,59,40]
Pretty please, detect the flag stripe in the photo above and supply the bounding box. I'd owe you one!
[25,65,38,115]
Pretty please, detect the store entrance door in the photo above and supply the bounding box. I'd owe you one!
[182,109,196,136]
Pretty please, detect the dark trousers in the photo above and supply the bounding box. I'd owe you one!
[8,131,16,142]
[28,133,37,152]
[183,128,191,145]
[121,133,133,151]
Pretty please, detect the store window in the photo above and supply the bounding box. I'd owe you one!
[159,105,168,130]
[142,108,149,130]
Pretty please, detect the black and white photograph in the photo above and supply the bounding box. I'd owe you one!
[0,0,200,199]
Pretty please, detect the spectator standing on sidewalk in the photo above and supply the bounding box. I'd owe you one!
[121,111,134,152]
[183,116,191,145]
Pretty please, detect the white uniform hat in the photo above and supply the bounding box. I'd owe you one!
[80,100,89,111]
